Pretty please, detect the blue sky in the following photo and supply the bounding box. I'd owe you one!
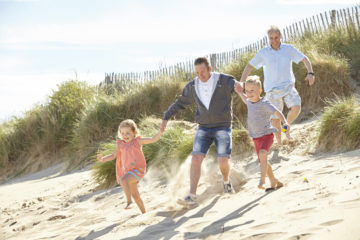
[0,0,358,121]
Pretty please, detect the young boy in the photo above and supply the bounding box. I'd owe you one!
[235,76,289,190]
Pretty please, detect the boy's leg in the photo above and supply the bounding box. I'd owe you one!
[258,149,268,185]
[130,182,146,214]
[120,173,139,208]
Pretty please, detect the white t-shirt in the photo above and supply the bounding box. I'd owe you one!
[249,43,305,92]
[195,72,219,110]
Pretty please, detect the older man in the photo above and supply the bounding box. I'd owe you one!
[238,25,315,144]
[160,57,240,206]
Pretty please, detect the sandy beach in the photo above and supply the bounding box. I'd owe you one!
[1,120,360,240]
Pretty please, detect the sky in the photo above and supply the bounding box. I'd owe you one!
[0,0,359,122]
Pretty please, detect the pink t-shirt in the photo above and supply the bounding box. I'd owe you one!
[115,136,146,184]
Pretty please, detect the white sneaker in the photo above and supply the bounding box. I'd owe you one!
[178,194,198,206]
[223,181,233,194]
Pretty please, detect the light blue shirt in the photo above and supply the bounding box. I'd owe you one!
[249,43,305,92]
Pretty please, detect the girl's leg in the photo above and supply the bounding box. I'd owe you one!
[120,173,139,208]
[130,182,146,214]
[258,149,268,188]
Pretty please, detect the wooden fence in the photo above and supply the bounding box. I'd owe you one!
[101,6,360,89]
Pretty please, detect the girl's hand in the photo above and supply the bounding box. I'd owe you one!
[97,154,103,162]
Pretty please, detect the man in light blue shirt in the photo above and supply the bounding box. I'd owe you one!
[238,25,315,145]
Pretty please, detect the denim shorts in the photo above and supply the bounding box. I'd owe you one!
[192,126,232,157]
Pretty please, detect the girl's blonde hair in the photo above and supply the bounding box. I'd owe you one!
[118,119,139,138]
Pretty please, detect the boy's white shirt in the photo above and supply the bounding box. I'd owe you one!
[194,72,220,110]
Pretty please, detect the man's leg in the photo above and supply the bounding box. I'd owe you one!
[271,119,282,145]
[287,105,301,124]
[218,157,230,182]
[190,154,205,195]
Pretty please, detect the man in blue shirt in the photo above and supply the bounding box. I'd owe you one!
[238,26,315,144]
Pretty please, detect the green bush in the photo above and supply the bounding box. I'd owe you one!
[317,97,360,152]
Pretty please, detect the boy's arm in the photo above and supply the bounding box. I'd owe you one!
[139,130,163,145]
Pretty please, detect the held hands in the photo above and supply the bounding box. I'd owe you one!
[160,120,168,133]
[306,74,315,86]
[234,81,244,94]
[97,154,104,162]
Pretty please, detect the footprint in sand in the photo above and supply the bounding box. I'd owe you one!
[250,222,275,230]
[286,233,313,240]
[48,215,67,221]
[240,232,286,240]
[319,219,343,226]
[286,207,316,214]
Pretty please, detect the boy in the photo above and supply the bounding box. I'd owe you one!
[235,76,288,190]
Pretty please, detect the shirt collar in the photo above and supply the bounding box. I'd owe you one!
[270,43,282,51]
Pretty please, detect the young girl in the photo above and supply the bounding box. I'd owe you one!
[97,119,163,213]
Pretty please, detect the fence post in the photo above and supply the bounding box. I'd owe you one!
[331,10,336,28]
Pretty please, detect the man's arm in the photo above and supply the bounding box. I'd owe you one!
[302,57,315,86]
[240,64,254,82]
[161,83,194,131]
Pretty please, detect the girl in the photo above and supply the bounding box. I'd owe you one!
[97,119,163,214]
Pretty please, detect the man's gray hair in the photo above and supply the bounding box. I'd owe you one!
[267,25,282,37]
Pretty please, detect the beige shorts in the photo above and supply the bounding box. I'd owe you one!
[265,84,301,119]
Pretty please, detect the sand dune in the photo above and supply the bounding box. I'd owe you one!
[1,120,360,240]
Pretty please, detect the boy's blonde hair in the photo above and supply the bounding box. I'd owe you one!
[118,119,139,138]
[245,75,262,89]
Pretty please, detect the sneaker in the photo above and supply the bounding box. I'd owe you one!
[178,194,198,206]
[223,181,233,193]
[258,181,265,190]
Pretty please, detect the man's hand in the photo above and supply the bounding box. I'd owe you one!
[160,120,168,133]
[234,81,244,94]
[306,74,315,86]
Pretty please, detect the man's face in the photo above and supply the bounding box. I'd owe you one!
[195,63,212,82]
[268,31,281,50]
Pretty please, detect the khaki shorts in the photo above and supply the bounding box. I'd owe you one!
[265,84,301,119]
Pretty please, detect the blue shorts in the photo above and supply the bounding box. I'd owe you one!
[192,126,232,157]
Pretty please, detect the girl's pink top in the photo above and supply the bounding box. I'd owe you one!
[115,136,146,184]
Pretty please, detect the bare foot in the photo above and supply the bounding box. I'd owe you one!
[125,202,133,209]
[271,180,284,189]
[285,131,293,141]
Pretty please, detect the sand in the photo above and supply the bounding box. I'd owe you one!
[1,120,360,240]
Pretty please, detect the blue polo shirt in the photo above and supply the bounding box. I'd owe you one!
[249,43,305,92]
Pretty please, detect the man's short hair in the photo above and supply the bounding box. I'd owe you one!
[245,75,262,89]
[194,57,210,68]
[267,25,282,37]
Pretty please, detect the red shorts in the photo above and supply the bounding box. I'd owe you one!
[252,133,274,162]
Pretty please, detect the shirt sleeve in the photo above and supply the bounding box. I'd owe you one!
[163,82,194,120]
[264,100,278,115]
[249,50,265,69]
[289,45,305,64]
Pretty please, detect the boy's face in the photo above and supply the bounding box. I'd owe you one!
[245,83,262,102]
[119,127,135,143]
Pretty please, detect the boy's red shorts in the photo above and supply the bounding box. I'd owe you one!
[252,133,274,162]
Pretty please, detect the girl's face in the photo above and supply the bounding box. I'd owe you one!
[119,126,136,143]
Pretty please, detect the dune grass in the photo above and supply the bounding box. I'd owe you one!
[1,21,359,181]
[317,97,360,152]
